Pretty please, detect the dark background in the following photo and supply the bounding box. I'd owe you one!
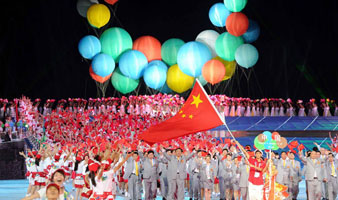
[1,0,337,101]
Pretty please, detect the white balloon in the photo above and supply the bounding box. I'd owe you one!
[195,30,220,57]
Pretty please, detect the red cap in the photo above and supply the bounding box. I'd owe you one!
[76,156,82,162]
[89,162,100,172]
[54,154,60,161]
[46,183,60,192]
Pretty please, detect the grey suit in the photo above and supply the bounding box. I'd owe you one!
[299,155,327,200]
[275,159,291,186]
[123,157,141,200]
[158,156,169,199]
[216,154,227,200]
[289,159,301,200]
[198,162,216,190]
[324,160,338,200]
[140,153,159,200]
[237,162,249,200]
[188,157,202,199]
[163,150,195,200]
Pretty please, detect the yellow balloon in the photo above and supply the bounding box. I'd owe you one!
[167,64,194,93]
[214,56,236,80]
[87,4,110,28]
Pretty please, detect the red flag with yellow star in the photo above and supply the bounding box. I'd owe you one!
[138,79,225,145]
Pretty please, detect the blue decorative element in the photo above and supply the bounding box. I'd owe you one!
[177,41,212,77]
[209,3,231,27]
[143,60,168,89]
[78,35,101,59]
[92,53,115,77]
[242,20,260,43]
[235,44,259,69]
[119,50,148,79]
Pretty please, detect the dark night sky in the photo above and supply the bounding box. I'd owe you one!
[1,0,338,101]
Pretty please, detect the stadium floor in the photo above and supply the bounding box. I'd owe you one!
[0,179,312,200]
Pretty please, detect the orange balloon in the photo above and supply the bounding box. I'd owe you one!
[202,59,225,85]
[132,36,161,62]
[89,66,112,83]
[277,137,288,149]
[213,56,236,81]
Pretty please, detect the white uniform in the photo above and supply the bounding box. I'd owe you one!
[25,158,35,185]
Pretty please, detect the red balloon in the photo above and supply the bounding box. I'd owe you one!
[132,36,161,62]
[89,66,112,83]
[104,0,118,5]
[271,132,280,141]
[226,12,249,37]
[202,59,225,85]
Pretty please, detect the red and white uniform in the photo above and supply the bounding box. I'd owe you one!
[34,160,47,186]
[90,169,115,200]
[103,163,119,198]
[62,159,72,176]
[81,171,93,198]
[74,161,86,188]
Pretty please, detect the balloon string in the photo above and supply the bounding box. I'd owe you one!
[109,2,124,28]
[206,83,212,94]
[252,69,264,97]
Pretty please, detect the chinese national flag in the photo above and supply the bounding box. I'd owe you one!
[138,80,224,145]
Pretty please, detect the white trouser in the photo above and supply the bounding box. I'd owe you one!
[248,182,263,200]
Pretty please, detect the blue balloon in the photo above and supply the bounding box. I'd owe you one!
[263,131,272,141]
[119,50,148,79]
[144,60,168,89]
[242,20,260,43]
[264,142,273,150]
[158,82,172,94]
[78,35,101,59]
[209,3,231,27]
[92,53,115,77]
[177,41,212,77]
[235,44,259,69]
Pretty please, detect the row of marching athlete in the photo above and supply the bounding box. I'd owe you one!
[20,139,338,200]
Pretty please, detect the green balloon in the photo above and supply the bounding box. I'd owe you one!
[161,38,185,66]
[197,75,208,86]
[216,32,244,61]
[111,68,139,94]
[224,0,248,12]
[271,140,279,150]
[254,137,265,150]
[100,27,133,62]
[192,75,207,88]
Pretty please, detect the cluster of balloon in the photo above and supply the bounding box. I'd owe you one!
[254,131,288,150]
[208,0,260,71]
[76,0,261,96]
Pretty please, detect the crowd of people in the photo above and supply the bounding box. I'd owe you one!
[0,95,337,199]
[1,95,337,142]
[19,132,338,200]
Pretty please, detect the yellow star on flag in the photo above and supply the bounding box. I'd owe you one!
[191,94,203,108]
[182,114,186,118]
[189,114,193,119]
[179,110,183,114]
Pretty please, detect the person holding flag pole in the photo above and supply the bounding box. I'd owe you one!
[139,79,266,199]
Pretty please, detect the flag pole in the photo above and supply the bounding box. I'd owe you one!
[195,79,248,158]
